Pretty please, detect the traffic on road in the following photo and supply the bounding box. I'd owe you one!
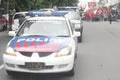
[0,5,120,80]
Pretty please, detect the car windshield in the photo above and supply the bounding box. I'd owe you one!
[64,12,80,20]
[17,20,70,37]
[58,7,78,11]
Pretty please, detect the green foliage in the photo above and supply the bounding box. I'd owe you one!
[6,0,78,12]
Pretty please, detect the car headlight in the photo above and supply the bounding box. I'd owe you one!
[5,46,17,56]
[55,47,71,57]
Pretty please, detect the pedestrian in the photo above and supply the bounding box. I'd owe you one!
[88,9,94,22]
[109,14,112,24]
[107,7,112,24]
[1,15,7,31]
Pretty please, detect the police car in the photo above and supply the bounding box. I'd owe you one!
[64,11,83,42]
[3,11,80,76]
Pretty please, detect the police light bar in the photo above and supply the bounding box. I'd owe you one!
[28,11,68,16]
[28,11,44,16]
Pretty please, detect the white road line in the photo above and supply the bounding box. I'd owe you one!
[0,64,4,70]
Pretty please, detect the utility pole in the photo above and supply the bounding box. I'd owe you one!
[6,0,9,29]
[0,0,1,16]
[6,0,9,14]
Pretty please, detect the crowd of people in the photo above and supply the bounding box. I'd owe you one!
[0,6,119,32]
[81,6,113,23]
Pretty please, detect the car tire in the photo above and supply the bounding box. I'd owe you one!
[75,53,77,60]
[6,70,16,75]
[78,33,82,42]
[64,67,75,76]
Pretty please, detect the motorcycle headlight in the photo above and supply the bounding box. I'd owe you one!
[5,46,17,56]
[55,47,71,57]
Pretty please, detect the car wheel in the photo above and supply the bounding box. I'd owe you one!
[64,67,75,76]
[78,33,82,42]
[75,53,77,60]
[6,70,16,75]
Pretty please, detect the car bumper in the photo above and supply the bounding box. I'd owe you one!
[3,54,74,73]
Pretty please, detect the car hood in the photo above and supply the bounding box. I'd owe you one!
[9,36,71,52]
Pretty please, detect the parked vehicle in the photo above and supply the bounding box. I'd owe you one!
[64,11,83,42]
[11,12,28,31]
[58,6,78,11]
[3,11,80,76]
[39,8,55,11]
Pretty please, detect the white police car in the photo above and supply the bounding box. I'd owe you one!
[3,11,80,76]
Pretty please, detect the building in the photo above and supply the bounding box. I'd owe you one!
[103,0,120,7]
[102,0,120,18]
[78,0,120,14]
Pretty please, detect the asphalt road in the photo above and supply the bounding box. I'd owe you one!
[0,21,120,80]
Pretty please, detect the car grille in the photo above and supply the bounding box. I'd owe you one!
[38,52,52,57]
[20,52,33,57]
[19,52,53,57]
[18,65,54,70]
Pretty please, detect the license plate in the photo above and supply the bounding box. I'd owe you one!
[25,62,45,69]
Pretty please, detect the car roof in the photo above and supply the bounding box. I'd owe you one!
[26,11,80,21]
[39,8,55,11]
[58,6,78,10]
[64,10,79,13]
[58,6,78,8]
[27,16,67,21]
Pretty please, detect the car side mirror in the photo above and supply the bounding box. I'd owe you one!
[74,31,81,37]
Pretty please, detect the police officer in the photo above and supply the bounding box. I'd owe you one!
[109,14,112,24]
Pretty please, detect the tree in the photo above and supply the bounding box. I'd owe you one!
[3,0,79,13]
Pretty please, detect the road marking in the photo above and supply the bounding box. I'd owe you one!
[0,64,4,70]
